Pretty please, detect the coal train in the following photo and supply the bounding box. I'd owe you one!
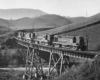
[15,31,87,51]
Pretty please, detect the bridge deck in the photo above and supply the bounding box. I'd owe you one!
[15,37,98,61]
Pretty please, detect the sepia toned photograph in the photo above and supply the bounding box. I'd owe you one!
[0,0,100,80]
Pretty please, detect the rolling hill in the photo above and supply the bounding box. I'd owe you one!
[38,13,100,50]
[10,14,72,30]
[0,26,12,35]
[0,14,72,31]
[0,18,13,35]
[0,9,46,19]
[67,17,87,23]
[0,18,14,27]
[0,8,47,34]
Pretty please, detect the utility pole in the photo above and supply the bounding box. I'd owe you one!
[85,9,89,51]
[86,9,88,17]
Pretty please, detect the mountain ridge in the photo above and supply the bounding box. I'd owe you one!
[0,14,73,30]
[0,8,46,19]
[12,14,72,29]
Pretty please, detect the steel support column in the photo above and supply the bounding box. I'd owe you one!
[47,51,69,79]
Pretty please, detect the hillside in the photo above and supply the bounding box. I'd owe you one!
[0,24,13,36]
[38,13,100,50]
[0,18,14,35]
[0,18,14,27]
[0,14,72,30]
[0,9,46,19]
[0,19,13,42]
[11,14,72,30]
[67,17,87,23]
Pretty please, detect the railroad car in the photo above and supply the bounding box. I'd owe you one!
[52,35,79,50]
[34,35,48,45]
[17,31,23,40]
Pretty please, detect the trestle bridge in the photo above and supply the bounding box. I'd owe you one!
[15,37,98,80]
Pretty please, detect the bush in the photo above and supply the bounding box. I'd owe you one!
[0,48,26,67]
[0,49,12,67]
[55,56,100,80]
[55,61,90,80]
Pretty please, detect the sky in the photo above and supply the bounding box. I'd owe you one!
[0,0,100,17]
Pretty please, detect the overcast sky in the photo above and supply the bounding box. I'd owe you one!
[0,0,100,17]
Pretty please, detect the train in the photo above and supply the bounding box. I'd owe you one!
[15,31,87,51]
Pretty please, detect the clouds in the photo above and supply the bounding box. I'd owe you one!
[0,0,100,17]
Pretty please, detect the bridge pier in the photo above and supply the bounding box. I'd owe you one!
[23,45,45,80]
[47,52,70,79]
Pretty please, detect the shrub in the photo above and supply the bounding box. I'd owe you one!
[0,47,26,67]
[55,56,100,80]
